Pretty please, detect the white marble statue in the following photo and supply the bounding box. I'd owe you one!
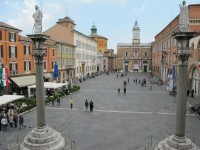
[179,0,189,32]
[32,5,43,34]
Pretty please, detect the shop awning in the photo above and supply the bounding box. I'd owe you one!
[10,75,36,88]
[44,73,52,79]
[0,95,24,105]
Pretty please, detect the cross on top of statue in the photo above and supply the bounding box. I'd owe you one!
[179,0,189,32]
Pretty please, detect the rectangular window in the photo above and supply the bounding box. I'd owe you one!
[43,61,46,70]
[24,45,30,55]
[10,32,16,42]
[58,46,61,53]
[24,61,30,71]
[11,46,16,58]
[10,63,18,75]
[52,48,55,56]
[52,61,56,69]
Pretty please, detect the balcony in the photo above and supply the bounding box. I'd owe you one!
[10,70,19,76]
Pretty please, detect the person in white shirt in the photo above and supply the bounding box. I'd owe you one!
[1,117,8,131]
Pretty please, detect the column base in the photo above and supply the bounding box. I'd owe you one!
[155,135,199,150]
[20,126,65,150]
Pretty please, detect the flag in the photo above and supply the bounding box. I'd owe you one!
[0,68,9,87]
[53,64,58,78]
[172,65,175,80]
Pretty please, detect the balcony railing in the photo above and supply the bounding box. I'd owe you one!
[10,70,19,75]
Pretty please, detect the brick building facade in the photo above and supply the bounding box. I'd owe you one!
[0,22,58,95]
[117,21,151,73]
[152,4,200,96]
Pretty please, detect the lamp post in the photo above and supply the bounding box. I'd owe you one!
[20,5,65,150]
[155,1,199,150]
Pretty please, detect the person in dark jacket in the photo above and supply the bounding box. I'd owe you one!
[89,101,94,112]
[187,89,190,97]
[191,89,194,97]
[19,115,26,130]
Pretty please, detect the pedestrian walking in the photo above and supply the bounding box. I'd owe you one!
[70,97,74,109]
[19,115,26,130]
[117,74,118,78]
[134,79,135,83]
[128,78,129,83]
[13,112,18,128]
[139,80,141,84]
[118,88,120,95]
[89,100,94,112]
[1,116,8,131]
[124,87,126,94]
[123,80,127,88]
[136,79,137,84]
[52,99,54,106]
[85,100,89,111]
[9,114,14,130]
[191,89,194,97]
[187,89,190,97]
[57,97,60,106]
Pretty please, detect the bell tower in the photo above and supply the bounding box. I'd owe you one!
[132,20,140,45]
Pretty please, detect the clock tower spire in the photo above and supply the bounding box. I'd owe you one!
[132,20,140,45]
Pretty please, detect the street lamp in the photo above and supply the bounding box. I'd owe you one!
[155,1,199,150]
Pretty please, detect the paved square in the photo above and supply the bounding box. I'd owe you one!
[0,73,199,150]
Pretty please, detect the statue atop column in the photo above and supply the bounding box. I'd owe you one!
[179,0,189,32]
[32,5,43,34]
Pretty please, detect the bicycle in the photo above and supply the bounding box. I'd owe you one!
[190,103,200,118]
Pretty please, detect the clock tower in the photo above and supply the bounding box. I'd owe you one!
[132,20,140,45]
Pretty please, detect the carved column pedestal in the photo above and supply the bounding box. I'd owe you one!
[155,135,199,150]
[20,126,65,150]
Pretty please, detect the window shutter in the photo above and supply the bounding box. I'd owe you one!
[10,63,12,72]
[24,46,26,55]
[24,61,26,71]
[0,31,2,40]
[9,46,11,58]
[14,33,16,42]
[9,32,11,41]
[16,63,18,71]
[15,47,17,58]
[1,45,3,57]
[44,61,46,69]
[29,46,30,55]
[29,61,31,70]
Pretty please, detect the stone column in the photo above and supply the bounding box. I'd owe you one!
[20,34,66,150]
[175,64,187,137]
[35,59,46,127]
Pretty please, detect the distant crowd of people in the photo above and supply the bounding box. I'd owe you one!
[0,103,26,132]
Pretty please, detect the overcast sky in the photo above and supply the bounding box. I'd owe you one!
[1,0,199,51]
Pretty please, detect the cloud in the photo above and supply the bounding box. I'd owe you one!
[4,0,62,35]
[140,5,146,11]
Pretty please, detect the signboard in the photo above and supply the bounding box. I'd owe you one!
[53,64,58,78]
